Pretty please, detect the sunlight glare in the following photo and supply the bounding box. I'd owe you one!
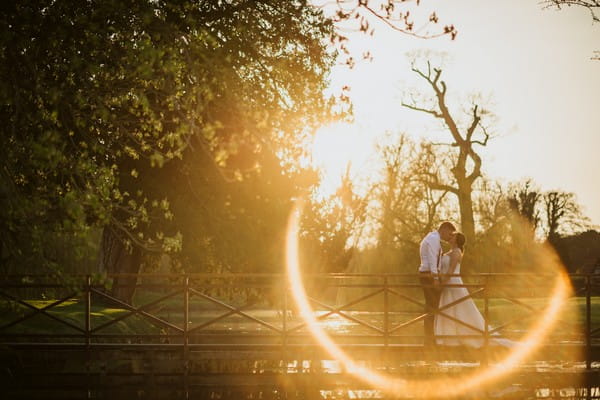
[286,199,579,397]
[310,122,377,199]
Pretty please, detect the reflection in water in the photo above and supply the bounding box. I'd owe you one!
[316,312,355,334]
[280,359,597,399]
[321,359,342,373]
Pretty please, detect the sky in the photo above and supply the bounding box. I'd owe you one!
[312,0,600,227]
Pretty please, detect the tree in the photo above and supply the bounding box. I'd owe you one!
[376,136,412,251]
[301,167,369,274]
[113,0,336,282]
[544,191,589,241]
[365,135,454,273]
[303,1,458,72]
[507,180,542,237]
[378,139,452,243]
[1,0,196,276]
[474,178,511,232]
[505,182,589,242]
[402,62,493,241]
[0,1,335,301]
[323,0,457,39]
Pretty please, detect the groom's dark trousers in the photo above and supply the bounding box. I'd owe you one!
[419,272,442,346]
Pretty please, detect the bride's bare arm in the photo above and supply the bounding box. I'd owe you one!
[444,249,462,283]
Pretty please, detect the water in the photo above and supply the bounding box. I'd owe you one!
[2,306,596,399]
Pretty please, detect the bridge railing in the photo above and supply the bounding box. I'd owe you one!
[0,273,597,367]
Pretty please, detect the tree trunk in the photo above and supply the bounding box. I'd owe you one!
[457,186,476,243]
[98,226,142,304]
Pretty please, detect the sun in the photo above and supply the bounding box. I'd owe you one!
[310,122,378,199]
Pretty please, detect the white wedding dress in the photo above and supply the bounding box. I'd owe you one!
[434,254,513,347]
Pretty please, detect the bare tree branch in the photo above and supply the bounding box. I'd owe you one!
[465,105,481,142]
[400,102,443,118]
[471,122,491,146]
[541,0,600,22]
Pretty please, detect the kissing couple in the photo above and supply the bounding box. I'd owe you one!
[419,222,513,348]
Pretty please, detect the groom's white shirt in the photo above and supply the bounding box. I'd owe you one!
[419,231,441,275]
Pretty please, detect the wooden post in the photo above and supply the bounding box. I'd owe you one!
[483,276,489,367]
[585,274,592,371]
[85,275,92,399]
[384,275,390,370]
[282,276,288,375]
[183,276,190,399]
[85,275,91,347]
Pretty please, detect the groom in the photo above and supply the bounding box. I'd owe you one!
[419,221,456,347]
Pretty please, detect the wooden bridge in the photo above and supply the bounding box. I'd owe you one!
[0,273,598,399]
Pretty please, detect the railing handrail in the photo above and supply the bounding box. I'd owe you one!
[1,272,598,278]
[0,272,597,371]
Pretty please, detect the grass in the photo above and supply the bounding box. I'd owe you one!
[0,296,161,339]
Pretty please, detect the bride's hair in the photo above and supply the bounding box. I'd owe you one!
[455,232,466,252]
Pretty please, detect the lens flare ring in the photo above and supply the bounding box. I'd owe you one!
[285,199,571,397]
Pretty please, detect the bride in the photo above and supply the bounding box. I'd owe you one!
[434,232,513,347]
